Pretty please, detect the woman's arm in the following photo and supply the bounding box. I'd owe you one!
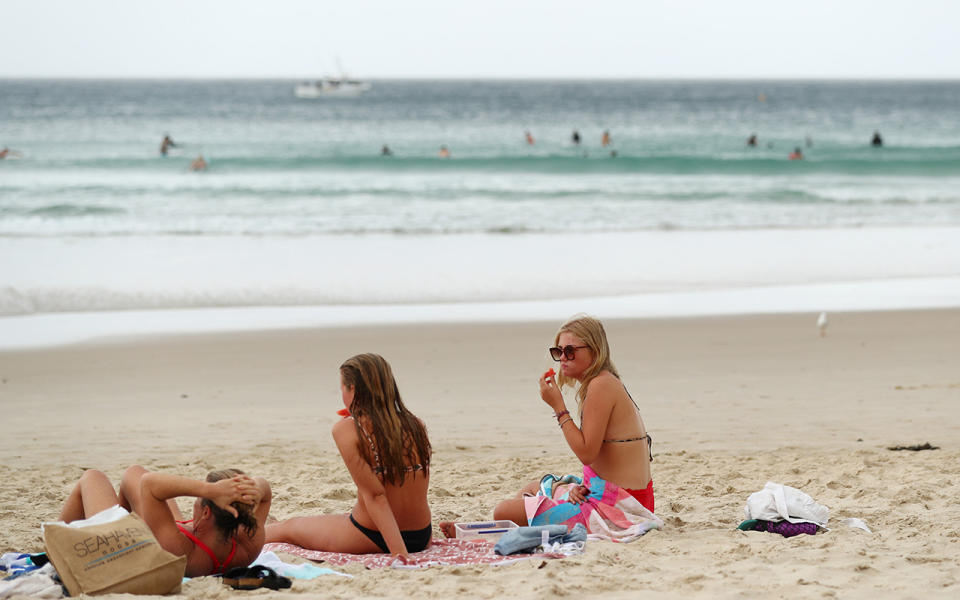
[332,419,409,561]
[539,372,617,465]
[252,477,272,524]
[138,472,257,556]
[246,477,272,549]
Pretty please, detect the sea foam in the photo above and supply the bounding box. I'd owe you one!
[2,227,959,316]
[1,227,959,348]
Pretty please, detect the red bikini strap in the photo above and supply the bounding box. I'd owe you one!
[221,536,238,569]
[176,523,236,574]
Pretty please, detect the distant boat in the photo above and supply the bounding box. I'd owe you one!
[294,78,371,98]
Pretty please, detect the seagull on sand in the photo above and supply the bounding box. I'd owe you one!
[817,312,828,337]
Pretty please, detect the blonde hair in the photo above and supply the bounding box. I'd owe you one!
[340,353,431,486]
[554,314,620,417]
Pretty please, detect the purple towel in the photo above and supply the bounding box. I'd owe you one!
[753,520,818,537]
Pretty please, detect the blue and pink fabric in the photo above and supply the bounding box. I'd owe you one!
[524,465,663,543]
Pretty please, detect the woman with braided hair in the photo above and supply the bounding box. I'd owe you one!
[266,353,432,562]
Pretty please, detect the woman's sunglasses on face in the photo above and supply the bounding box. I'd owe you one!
[549,345,589,361]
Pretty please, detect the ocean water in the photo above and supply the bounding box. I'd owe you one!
[3,80,960,236]
[1,79,959,341]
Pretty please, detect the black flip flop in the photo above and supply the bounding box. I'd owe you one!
[222,565,292,590]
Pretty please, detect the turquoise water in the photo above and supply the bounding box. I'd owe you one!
[2,79,960,235]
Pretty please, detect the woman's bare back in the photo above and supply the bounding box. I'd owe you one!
[588,371,651,489]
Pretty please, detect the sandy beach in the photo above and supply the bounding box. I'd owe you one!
[2,309,959,598]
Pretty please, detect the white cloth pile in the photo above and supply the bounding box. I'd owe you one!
[0,564,63,599]
[744,481,830,526]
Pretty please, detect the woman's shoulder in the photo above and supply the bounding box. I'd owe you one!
[230,541,264,574]
[588,370,623,393]
[581,371,623,409]
[331,417,358,441]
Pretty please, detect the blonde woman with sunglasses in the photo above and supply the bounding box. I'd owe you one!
[492,314,654,525]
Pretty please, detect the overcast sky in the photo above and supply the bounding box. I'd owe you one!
[2,0,958,79]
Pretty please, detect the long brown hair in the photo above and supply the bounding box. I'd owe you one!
[340,353,431,486]
[554,314,620,418]
[202,469,257,540]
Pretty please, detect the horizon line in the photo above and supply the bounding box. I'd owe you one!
[3,75,960,82]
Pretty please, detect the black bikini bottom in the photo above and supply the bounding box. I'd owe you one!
[349,514,432,553]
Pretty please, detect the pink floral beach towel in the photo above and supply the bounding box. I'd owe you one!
[263,538,565,569]
[524,465,663,543]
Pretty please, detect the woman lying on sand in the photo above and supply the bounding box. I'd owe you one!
[61,466,272,577]
[266,353,432,561]
[493,314,654,524]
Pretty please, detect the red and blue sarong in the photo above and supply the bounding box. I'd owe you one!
[524,465,663,543]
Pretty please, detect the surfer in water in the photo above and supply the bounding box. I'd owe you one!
[571,130,581,145]
[160,135,177,156]
[381,145,393,156]
[871,131,883,147]
[0,147,23,159]
[747,134,758,147]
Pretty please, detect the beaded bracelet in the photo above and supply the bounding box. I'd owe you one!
[558,417,573,428]
[554,409,570,420]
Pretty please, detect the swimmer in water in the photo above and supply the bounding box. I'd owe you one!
[601,130,611,147]
[190,155,207,171]
[571,130,581,145]
[381,145,393,156]
[788,147,803,160]
[871,131,883,147]
[525,131,535,145]
[438,145,451,159]
[747,134,757,147]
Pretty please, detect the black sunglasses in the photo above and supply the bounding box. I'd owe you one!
[549,345,590,361]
